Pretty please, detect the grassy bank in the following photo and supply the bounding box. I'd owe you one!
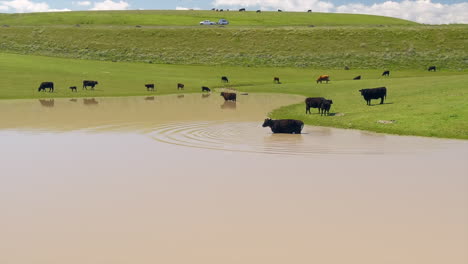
[1,25,466,69]
[0,10,418,26]
[0,53,466,139]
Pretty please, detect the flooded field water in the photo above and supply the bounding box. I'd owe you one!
[1,94,467,264]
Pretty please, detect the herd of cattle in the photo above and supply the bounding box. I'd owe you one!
[38,66,438,134]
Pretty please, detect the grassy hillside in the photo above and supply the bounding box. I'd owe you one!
[0,10,418,26]
[0,25,466,69]
[0,53,466,139]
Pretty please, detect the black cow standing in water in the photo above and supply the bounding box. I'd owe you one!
[220,92,236,101]
[382,70,390,77]
[428,66,437,72]
[221,76,229,83]
[83,80,98,90]
[359,87,387,105]
[262,118,304,134]
[38,82,54,92]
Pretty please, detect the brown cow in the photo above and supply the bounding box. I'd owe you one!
[316,75,330,84]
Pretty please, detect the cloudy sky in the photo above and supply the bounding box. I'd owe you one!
[0,0,466,24]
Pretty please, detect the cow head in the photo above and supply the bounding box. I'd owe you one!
[262,118,273,127]
[328,100,333,104]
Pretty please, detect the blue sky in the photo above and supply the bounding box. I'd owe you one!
[0,0,467,24]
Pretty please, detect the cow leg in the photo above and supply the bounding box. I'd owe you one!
[306,107,309,114]
[380,97,384,104]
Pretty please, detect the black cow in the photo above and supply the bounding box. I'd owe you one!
[382,70,390,77]
[145,84,155,91]
[69,86,77,92]
[220,92,236,101]
[83,80,98,90]
[202,86,211,92]
[274,77,280,84]
[262,118,304,134]
[256,10,261,13]
[278,9,282,12]
[359,87,387,105]
[320,100,333,116]
[221,76,229,83]
[305,97,325,114]
[307,9,312,12]
[428,66,436,72]
[177,83,184,90]
[239,8,246,11]
[353,75,361,80]
[38,82,54,92]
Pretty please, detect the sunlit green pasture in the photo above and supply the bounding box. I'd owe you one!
[1,53,466,139]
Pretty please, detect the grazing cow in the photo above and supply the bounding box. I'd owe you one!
[428,66,436,72]
[307,10,312,12]
[353,75,361,80]
[320,100,333,116]
[221,76,229,83]
[316,75,330,84]
[220,92,237,101]
[83,98,99,105]
[39,99,54,107]
[145,84,155,91]
[69,86,77,92]
[219,9,223,12]
[305,97,326,114]
[177,83,184,90]
[262,118,304,134]
[278,9,282,12]
[382,70,390,77]
[359,87,387,105]
[239,8,246,11]
[83,80,98,90]
[202,86,211,92]
[256,10,261,13]
[274,77,280,84]
[38,82,54,92]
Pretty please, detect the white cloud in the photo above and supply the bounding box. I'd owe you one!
[73,1,91,6]
[0,0,70,12]
[176,6,202,10]
[90,0,129,10]
[212,0,468,24]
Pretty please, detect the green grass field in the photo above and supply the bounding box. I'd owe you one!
[1,53,466,139]
[0,10,418,26]
[1,11,466,69]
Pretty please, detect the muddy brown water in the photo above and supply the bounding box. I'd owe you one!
[1,94,467,264]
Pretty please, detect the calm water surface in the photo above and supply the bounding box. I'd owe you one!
[1,94,467,264]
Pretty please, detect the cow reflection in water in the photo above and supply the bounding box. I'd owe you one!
[70,99,77,103]
[220,101,236,110]
[202,94,210,99]
[39,99,54,108]
[83,98,99,105]
[177,95,184,98]
[145,96,155,101]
